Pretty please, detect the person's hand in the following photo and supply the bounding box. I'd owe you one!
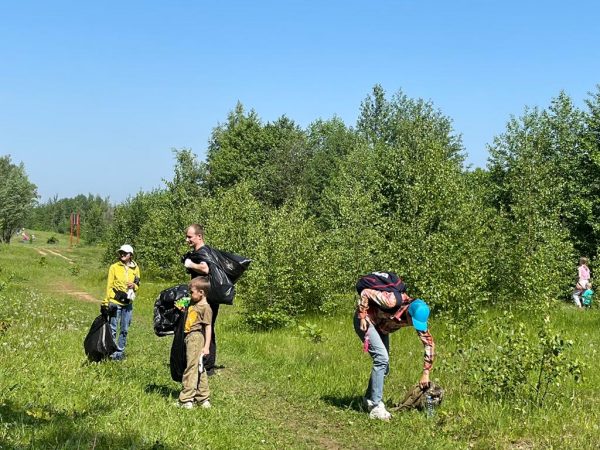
[202,347,210,356]
[419,371,430,389]
[100,304,109,320]
[184,259,194,269]
[359,318,368,331]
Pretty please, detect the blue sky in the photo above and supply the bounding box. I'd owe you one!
[2,1,599,204]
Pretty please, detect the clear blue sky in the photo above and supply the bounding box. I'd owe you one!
[2,1,599,204]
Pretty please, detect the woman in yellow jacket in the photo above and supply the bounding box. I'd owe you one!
[101,244,141,361]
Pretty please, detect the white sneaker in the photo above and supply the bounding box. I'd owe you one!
[362,397,375,412]
[199,400,211,409]
[369,402,392,421]
[177,401,194,409]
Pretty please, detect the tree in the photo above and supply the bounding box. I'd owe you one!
[204,102,268,193]
[487,106,574,303]
[582,85,600,259]
[0,155,38,243]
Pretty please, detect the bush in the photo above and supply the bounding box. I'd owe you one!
[246,308,295,331]
[47,236,58,244]
[469,312,585,409]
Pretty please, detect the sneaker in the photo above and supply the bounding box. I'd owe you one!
[369,402,392,421]
[199,400,211,409]
[362,397,375,412]
[176,401,194,409]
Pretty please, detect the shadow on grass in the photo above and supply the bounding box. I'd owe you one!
[145,383,180,399]
[0,399,174,449]
[321,394,365,412]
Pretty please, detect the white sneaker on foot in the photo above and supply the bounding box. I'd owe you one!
[362,397,375,412]
[199,400,211,409]
[369,402,392,421]
[176,401,194,409]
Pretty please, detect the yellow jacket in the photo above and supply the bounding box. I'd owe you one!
[103,261,141,306]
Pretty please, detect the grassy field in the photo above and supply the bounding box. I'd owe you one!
[1,232,600,449]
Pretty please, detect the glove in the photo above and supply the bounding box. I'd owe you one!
[184,259,194,269]
[100,304,109,320]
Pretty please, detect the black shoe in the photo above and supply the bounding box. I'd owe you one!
[206,368,215,377]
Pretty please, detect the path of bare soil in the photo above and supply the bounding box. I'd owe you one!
[30,247,97,303]
[47,279,100,303]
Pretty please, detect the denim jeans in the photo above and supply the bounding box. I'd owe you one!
[354,316,389,405]
[109,303,133,360]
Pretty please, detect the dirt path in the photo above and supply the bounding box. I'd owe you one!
[47,280,100,304]
[45,248,75,264]
[33,247,75,263]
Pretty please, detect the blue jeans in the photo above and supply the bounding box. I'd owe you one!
[108,303,133,360]
[354,316,389,405]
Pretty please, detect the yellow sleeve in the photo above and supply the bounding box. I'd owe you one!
[104,264,116,305]
[133,265,141,291]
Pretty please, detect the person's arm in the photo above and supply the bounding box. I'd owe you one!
[417,330,435,388]
[130,266,141,291]
[356,291,372,331]
[103,265,116,306]
[183,258,210,275]
[203,323,212,355]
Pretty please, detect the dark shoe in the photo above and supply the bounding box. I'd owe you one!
[206,368,215,377]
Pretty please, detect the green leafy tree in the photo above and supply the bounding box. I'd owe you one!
[488,107,574,303]
[322,86,490,319]
[254,116,309,207]
[243,197,326,329]
[204,103,268,193]
[0,156,38,243]
[302,117,358,218]
[582,85,600,259]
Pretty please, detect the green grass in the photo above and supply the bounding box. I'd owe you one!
[1,236,600,449]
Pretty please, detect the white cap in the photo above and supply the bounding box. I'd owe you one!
[118,244,134,254]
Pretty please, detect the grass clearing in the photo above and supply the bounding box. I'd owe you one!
[1,237,600,449]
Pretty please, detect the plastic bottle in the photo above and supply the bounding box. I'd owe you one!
[425,394,435,418]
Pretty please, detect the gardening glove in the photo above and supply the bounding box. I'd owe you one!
[184,258,194,269]
[100,304,109,320]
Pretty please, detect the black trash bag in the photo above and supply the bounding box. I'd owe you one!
[206,248,252,283]
[83,315,120,362]
[170,308,188,382]
[182,245,251,305]
[153,284,188,337]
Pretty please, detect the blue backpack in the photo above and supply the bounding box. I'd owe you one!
[582,289,594,307]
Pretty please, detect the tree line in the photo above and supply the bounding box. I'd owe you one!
[4,84,599,328]
[103,85,600,328]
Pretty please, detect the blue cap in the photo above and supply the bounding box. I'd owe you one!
[408,299,430,331]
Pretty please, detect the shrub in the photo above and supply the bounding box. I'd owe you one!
[469,313,585,409]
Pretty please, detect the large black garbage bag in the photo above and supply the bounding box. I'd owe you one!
[183,246,251,305]
[170,308,187,382]
[153,284,188,336]
[207,248,252,283]
[83,315,119,362]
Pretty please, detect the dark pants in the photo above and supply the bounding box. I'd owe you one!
[205,302,219,371]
